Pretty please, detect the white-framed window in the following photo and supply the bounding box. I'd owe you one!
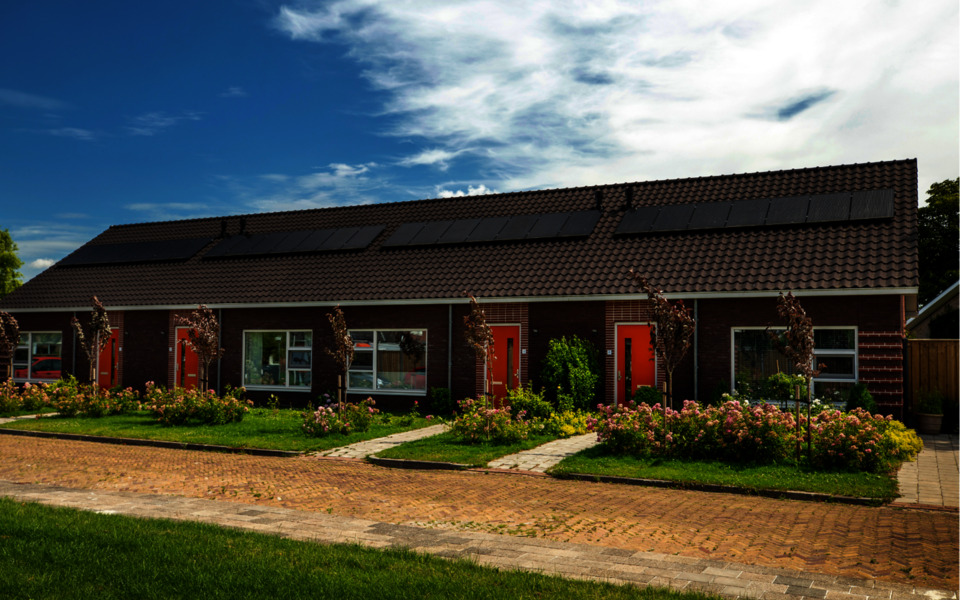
[348,329,427,394]
[13,332,63,381]
[242,330,312,390]
[731,326,858,401]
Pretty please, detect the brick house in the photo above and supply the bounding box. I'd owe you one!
[0,159,918,416]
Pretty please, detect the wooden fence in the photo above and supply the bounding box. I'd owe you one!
[905,339,959,412]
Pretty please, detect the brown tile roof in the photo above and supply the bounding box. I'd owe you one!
[1,159,918,309]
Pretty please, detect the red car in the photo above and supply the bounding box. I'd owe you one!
[14,357,61,379]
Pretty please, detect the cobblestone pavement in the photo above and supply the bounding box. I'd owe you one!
[0,436,956,592]
[488,433,598,472]
[2,480,954,600]
[313,424,448,459]
[894,435,959,508]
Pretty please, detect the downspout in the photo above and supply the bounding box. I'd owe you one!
[447,304,453,392]
[693,299,698,402]
[71,311,77,378]
[217,308,223,393]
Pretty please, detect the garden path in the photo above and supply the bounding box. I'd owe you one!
[487,433,598,472]
[894,434,959,508]
[311,423,448,459]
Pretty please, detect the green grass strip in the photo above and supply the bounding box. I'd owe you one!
[0,498,719,600]
[0,409,433,453]
[375,431,560,467]
[549,445,899,500]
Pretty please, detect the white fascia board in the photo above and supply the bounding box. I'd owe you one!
[4,287,919,313]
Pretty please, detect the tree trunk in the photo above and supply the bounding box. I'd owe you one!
[338,374,344,412]
[794,384,801,464]
[806,376,812,460]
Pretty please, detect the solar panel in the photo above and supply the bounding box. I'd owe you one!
[410,221,452,246]
[437,218,481,244]
[382,223,425,247]
[526,213,570,239]
[204,235,246,258]
[615,206,660,235]
[849,189,894,220]
[467,217,509,242]
[60,238,213,266]
[498,214,539,241]
[246,232,288,255]
[806,193,851,223]
[726,198,769,228]
[296,228,336,252]
[687,202,731,231]
[765,196,809,226]
[322,227,361,250]
[342,225,385,249]
[650,204,694,232]
[558,210,601,237]
[269,230,313,254]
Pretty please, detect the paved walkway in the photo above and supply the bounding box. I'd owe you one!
[313,423,447,459]
[2,479,954,600]
[0,435,956,594]
[488,432,598,472]
[894,434,959,508]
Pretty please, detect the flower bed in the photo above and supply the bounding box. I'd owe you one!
[588,399,922,474]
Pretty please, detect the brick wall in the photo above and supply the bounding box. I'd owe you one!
[472,302,529,398]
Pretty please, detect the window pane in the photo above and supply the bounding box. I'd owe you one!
[349,371,374,389]
[814,329,855,350]
[244,332,286,386]
[289,370,311,387]
[288,350,312,369]
[290,332,312,348]
[32,333,62,358]
[351,330,373,349]
[733,329,793,394]
[13,345,29,378]
[816,354,856,378]
[351,351,373,370]
[377,330,427,391]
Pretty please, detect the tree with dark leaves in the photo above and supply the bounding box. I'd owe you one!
[464,293,495,398]
[326,305,353,410]
[0,311,19,379]
[176,305,224,393]
[72,297,111,384]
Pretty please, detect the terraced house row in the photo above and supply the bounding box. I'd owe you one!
[0,159,918,416]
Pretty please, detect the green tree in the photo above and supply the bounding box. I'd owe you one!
[918,178,959,305]
[0,229,23,298]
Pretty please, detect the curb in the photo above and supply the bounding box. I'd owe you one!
[367,456,469,470]
[0,427,303,458]
[551,471,886,506]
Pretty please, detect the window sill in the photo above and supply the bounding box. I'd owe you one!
[243,385,313,392]
[346,388,427,396]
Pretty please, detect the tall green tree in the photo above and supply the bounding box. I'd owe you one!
[0,229,23,298]
[918,178,959,305]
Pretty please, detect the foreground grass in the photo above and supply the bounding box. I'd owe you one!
[375,430,560,466]
[0,408,432,453]
[0,498,717,600]
[549,445,899,500]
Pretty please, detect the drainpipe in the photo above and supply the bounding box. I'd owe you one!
[71,311,78,378]
[447,304,453,391]
[217,308,223,393]
[693,299,699,402]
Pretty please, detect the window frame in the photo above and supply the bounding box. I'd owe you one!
[729,326,858,397]
[12,331,64,382]
[347,328,428,396]
[241,329,313,392]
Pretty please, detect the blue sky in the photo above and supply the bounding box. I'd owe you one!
[2,0,958,282]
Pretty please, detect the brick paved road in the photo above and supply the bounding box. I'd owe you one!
[1,436,956,590]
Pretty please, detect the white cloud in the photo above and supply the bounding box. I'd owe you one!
[28,258,55,270]
[399,148,465,170]
[42,127,99,141]
[274,0,959,194]
[220,86,248,98]
[437,184,498,198]
[0,88,70,111]
[126,111,202,136]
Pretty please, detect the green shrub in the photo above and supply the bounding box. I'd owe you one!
[538,410,591,438]
[631,385,663,406]
[143,383,251,426]
[0,379,20,414]
[426,387,456,416]
[507,385,552,420]
[540,336,599,411]
[880,420,923,463]
[301,397,379,437]
[917,390,945,415]
[763,372,807,404]
[845,383,877,414]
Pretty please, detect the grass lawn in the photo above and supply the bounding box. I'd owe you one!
[374,430,560,467]
[0,408,433,453]
[549,445,899,500]
[0,498,718,600]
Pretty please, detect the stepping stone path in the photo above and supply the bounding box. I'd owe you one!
[487,433,598,472]
[894,434,959,508]
[313,423,448,459]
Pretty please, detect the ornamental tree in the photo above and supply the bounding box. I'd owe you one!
[72,296,111,384]
[0,311,19,379]
[463,293,495,398]
[176,305,224,393]
[768,291,823,461]
[325,305,353,410]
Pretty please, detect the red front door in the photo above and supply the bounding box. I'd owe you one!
[487,324,520,401]
[97,330,120,388]
[175,327,200,390]
[616,324,656,404]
